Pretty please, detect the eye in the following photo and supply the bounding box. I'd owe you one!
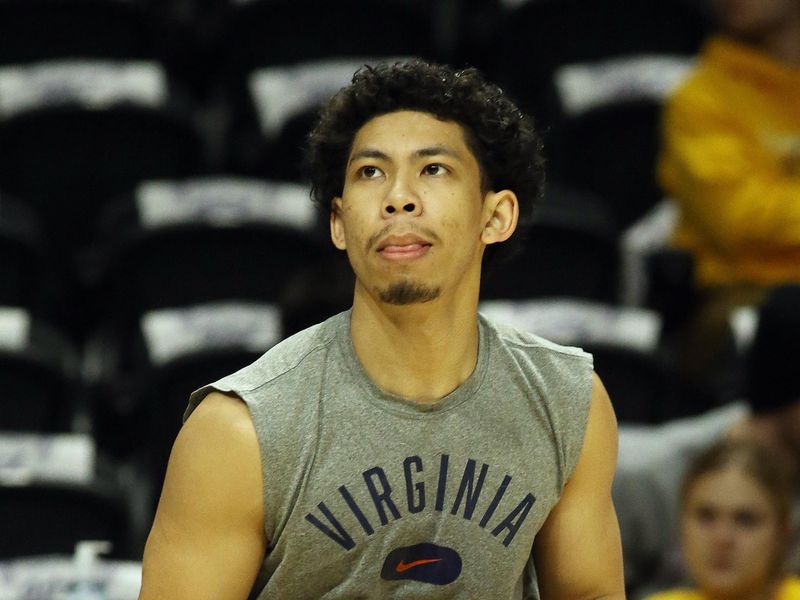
[422,163,448,176]
[734,510,763,528]
[358,165,383,179]
[693,506,717,524]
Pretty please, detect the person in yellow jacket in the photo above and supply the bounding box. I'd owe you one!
[646,439,800,600]
[658,0,800,387]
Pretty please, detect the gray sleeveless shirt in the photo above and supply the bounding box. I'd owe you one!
[186,310,593,600]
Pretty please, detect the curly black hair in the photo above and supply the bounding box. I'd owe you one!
[305,59,545,264]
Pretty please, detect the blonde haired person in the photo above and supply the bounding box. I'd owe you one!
[647,439,800,600]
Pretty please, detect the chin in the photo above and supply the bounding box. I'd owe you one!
[699,574,757,599]
[377,281,440,305]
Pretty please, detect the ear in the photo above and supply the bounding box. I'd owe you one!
[330,197,347,250]
[480,189,519,245]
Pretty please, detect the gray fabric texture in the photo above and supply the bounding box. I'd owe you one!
[185,310,594,599]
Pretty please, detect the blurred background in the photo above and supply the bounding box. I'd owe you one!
[2,0,799,597]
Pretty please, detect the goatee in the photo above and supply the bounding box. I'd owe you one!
[378,281,440,305]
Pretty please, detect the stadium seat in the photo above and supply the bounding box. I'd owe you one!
[89,177,329,322]
[0,194,46,311]
[0,60,204,260]
[496,0,709,115]
[481,183,620,303]
[0,433,135,559]
[0,308,80,432]
[279,254,355,338]
[0,553,141,599]
[228,58,396,180]
[223,0,437,75]
[547,55,693,228]
[0,0,160,66]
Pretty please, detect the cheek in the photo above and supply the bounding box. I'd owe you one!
[742,524,783,559]
[682,521,710,556]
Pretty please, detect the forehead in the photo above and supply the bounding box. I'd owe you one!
[349,110,473,157]
[687,467,772,510]
[713,0,799,17]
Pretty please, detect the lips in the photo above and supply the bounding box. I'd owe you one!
[377,234,432,260]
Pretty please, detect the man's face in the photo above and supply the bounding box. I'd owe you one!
[330,110,506,306]
[713,0,800,38]
[681,467,786,597]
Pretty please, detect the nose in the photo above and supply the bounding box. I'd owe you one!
[709,520,737,549]
[382,174,422,217]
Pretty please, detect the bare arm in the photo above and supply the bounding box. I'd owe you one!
[138,392,267,600]
[533,373,625,600]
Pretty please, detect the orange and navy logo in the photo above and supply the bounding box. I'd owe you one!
[380,543,462,585]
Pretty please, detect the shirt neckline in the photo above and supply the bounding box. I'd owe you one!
[335,309,490,417]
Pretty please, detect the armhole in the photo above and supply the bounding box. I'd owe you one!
[561,358,595,488]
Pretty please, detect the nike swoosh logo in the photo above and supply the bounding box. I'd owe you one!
[395,558,443,572]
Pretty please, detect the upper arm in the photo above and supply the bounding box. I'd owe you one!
[139,391,267,600]
[532,373,625,600]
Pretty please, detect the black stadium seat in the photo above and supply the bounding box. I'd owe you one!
[224,0,437,73]
[0,60,204,259]
[497,0,709,115]
[0,0,159,66]
[0,481,133,559]
[547,55,694,228]
[0,430,137,558]
[0,194,46,311]
[0,308,80,432]
[228,58,386,180]
[90,177,330,321]
[482,183,620,303]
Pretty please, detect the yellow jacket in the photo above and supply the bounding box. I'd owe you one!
[658,36,800,287]
[645,576,800,600]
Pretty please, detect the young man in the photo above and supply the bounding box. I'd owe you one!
[138,60,624,599]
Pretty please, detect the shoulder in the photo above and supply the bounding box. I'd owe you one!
[179,391,260,470]
[482,313,591,361]
[186,310,348,418]
[231,311,346,391]
[570,373,618,483]
[480,313,593,386]
[779,576,800,597]
[481,314,599,483]
[644,590,700,600]
[167,390,263,522]
[480,313,594,409]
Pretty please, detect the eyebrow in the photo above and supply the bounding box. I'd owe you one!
[348,145,464,166]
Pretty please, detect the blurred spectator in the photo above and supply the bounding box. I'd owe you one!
[645,439,799,600]
[657,0,800,385]
[614,284,800,595]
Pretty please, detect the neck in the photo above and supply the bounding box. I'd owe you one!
[706,578,783,600]
[740,15,800,68]
[349,280,481,403]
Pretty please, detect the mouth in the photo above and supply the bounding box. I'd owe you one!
[377,235,432,261]
[708,556,735,571]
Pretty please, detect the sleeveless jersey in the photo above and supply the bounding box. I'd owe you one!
[186,310,594,599]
